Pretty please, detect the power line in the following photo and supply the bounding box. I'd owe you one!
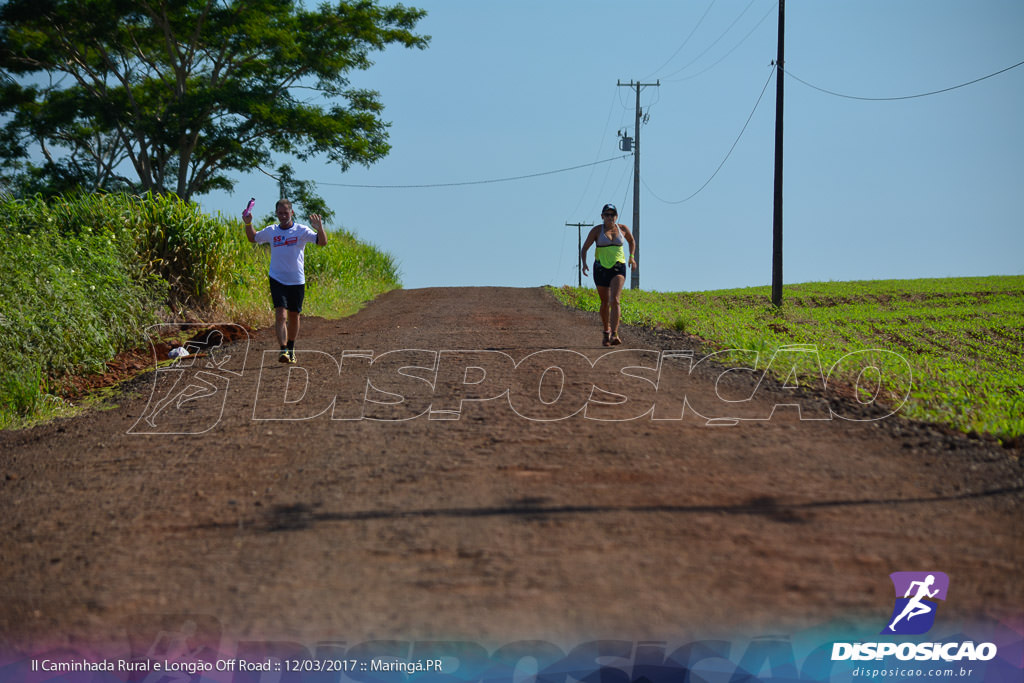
[564,90,620,221]
[663,2,777,84]
[784,58,1024,101]
[256,154,632,189]
[644,65,776,205]
[616,156,633,211]
[621,174,632,229]
[661,0,759,81]
[555,93,621,286]
[644,0,718,80]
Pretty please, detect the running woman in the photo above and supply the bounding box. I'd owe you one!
[243,199,327,363]
[580,203,637,346]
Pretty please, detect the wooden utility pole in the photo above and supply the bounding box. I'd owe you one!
[617,79,659,290]
[566,222,590,287]
[771,0,785,306]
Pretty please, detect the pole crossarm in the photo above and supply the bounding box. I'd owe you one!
[616,80,662,89]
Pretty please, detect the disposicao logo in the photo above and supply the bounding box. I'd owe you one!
[883,571,949,635]
[831,571,998,663]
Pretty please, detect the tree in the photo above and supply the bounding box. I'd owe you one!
[267,162,335,224]
[0,0,428,201]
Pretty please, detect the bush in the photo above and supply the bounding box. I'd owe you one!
[0,192,401,428]
[0,194,165,425]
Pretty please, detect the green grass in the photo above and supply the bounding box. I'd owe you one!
[549,277,1024,442]
[0,192,400,429]
[1,194,166,424]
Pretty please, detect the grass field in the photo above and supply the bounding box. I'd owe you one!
[0,192,400,429]
[549,276,1024,443]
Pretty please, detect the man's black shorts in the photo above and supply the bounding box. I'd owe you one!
[269,276,306,313]
[593,261,626,288]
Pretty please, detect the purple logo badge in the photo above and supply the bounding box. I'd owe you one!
[882,572,950,635]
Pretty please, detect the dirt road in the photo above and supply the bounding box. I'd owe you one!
[1,287,1021,652]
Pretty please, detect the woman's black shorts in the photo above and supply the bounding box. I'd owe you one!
[593,261,626,288]
[269,276,306,313]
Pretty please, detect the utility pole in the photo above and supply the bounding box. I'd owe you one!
[565,222,590,287]
[617,79,659,290]
[771,0,785,307]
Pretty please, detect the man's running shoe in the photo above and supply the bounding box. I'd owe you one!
[279,351,290,363]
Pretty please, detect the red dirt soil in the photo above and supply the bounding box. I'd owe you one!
[1,287,1021,652]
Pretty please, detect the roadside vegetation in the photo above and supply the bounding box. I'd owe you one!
[550,277,1024,443]
[0,192,400,429]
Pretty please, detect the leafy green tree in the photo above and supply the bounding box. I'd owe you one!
[0,0,428,200]
[265,163,335,225]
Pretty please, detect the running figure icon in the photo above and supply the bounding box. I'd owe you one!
[888,574,940,632]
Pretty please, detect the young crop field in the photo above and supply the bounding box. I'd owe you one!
[549,276,1024,443]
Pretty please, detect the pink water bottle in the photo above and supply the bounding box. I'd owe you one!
[242,197,255,219]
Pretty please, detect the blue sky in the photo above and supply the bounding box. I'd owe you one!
[201,0,1024,293]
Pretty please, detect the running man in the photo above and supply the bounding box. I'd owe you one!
[244,199,327,363]
[888,574,940,632]
[580,203,637,346]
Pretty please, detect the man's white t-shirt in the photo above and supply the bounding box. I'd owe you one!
[253,223,319,285]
